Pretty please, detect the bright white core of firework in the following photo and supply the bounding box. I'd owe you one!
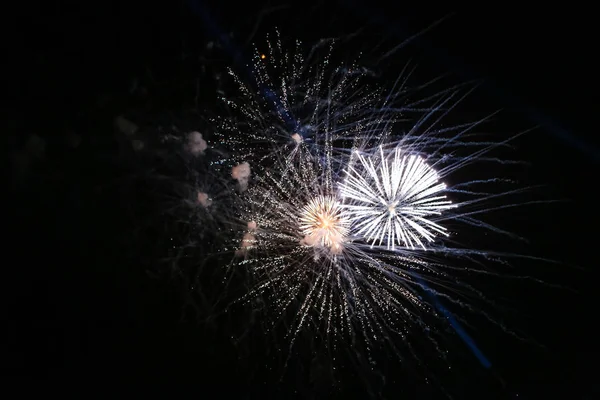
[340,146,455,251]
[299,195,349,255]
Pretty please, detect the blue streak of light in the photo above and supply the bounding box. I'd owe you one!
[186,0,296,132]
[418,276,492,369]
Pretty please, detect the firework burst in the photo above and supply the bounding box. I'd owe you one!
[216,32,542,377]
[340,145,455,251]
[123,26,551,394]
[299,195,349,255]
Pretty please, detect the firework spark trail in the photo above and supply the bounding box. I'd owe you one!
[214,30,489,173]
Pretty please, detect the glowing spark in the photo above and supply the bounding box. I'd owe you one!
[299,195,349,254]
[197,191,212,208]
[187,131,208,155]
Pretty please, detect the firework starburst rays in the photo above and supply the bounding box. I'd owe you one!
[299,195,349,255]
[340,146,455,251]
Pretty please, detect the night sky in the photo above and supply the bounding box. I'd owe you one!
[6,2,599,398]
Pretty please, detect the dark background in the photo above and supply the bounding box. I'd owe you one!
[5,1,599,398]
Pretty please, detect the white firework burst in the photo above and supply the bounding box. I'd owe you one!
[340,146,456,251]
